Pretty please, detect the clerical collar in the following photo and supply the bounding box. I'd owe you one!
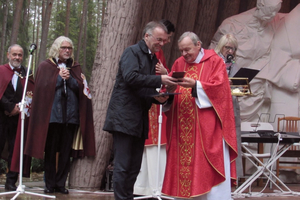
[190,48,204,64]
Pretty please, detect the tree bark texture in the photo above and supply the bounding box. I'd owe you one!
[37,0,52,66]
[10,0,24,45]
[69,0,142,189]
[0,0,9,64]
[64,0,71,37]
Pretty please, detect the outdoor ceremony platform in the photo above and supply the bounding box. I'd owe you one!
[1,173,300,199]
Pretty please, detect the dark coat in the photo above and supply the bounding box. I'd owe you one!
[103,40,162,138]
[49,74,79,124]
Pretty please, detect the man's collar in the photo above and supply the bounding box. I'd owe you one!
[191,48,204,64]
[9,63,21,70]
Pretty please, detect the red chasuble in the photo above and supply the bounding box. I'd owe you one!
[146,49,169,145]
[162,49,237,198]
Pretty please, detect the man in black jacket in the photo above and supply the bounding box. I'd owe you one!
[0,44,25,191]
[103,21,178,200]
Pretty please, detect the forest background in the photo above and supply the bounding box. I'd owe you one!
[0,0,299,189]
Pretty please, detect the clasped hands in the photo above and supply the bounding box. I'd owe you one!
[5,104,20,117]
[59,68,70,80]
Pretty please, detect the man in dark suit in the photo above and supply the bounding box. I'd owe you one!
[0,44,25,191]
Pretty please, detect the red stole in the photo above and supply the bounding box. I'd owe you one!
[145,49,169,145]
[162,50,237,198]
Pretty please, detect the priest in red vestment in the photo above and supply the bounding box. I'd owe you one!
[162,32,237,200]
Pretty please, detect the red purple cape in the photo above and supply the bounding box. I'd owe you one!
[24,58,96,159]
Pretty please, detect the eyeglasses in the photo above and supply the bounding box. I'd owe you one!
[224,46,236,51]
[150,35,167,43]
[60,46,73,51]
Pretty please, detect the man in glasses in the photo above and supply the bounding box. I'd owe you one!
[25,36,96,195]
[103,21,178,200]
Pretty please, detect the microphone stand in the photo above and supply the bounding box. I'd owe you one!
[0,44,56,199]
[134,104,173,200]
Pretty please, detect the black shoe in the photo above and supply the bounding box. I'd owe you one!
[44,187,54,193]
[55,187,69,194]
[5,183,17,191]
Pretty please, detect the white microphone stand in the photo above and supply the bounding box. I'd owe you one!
[0,44,56,199]
[134,104,173,200]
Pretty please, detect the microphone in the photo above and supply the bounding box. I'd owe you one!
[29,44,37,54]
[226,54,234,63]
[60,64,67,94]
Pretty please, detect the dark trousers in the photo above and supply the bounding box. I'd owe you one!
[44,123,76,190]
[0,114,19,185]
[112,132,145,200]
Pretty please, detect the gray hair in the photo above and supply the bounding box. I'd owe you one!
[48,36,74,59]
[142,21,167,39]
[8,44,24,53]
[178,32,202,46]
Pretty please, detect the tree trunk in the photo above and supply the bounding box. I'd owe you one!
[10,0,24,45]
[76,0,88,62]
[0,0,9,64]
[82,1,88,74]
[33,0,41,73]
[69,0,141,189]
[64,0,71,37]
[37,0,53,66]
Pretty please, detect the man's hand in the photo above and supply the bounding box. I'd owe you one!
[177,77,196,88]
[156,60,168,75]
[154,95,169,103]
[166,85,177,93]
[161,75,178,86]
[59,68,70,80]
[9,104,20,116]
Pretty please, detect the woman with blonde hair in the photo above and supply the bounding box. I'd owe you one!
[214,34,239,76]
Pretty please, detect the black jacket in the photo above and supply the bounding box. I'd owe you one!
[49,59,79,125]
[0,66,25,113]
[103,40,162,138]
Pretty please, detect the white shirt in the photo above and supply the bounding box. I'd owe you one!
[191,49,212,109]
[56,58,67,69]
[9,63,21,91]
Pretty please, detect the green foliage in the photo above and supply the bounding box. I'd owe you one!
[0,0,106,80]
[0,159,7,174]
[30,157,44,173]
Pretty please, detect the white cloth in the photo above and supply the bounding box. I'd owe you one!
[134,145,167,196]
[9,63,20,91]
[175,140,231,200]
[195,81,212,109]
[192,50,212,109]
